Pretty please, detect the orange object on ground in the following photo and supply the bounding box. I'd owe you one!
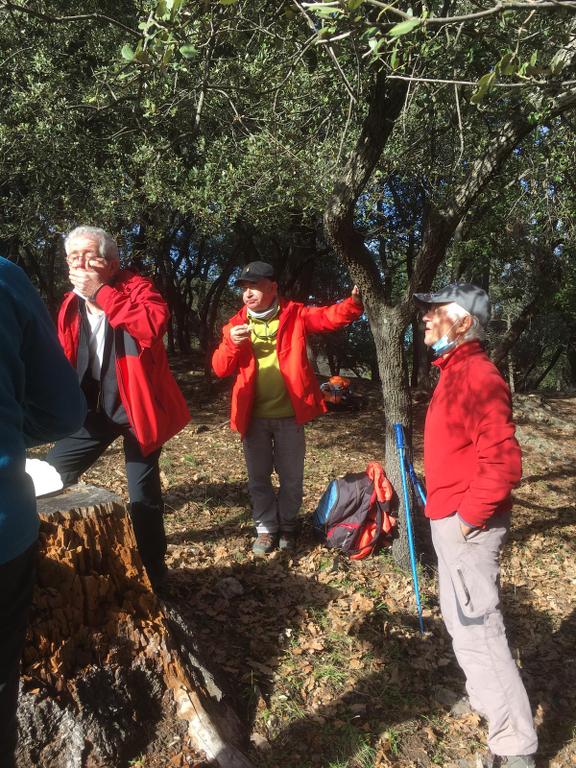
[322,375,351,405]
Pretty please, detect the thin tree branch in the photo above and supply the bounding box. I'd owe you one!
[453,83,465,165]
[359,0,576,26]
[1,1,140,38]
[293,0,358,103]
[334,92,354,167]
[386,74,576,88]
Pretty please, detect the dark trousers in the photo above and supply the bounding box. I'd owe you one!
[46,411,167,582]
[0,543,37,768]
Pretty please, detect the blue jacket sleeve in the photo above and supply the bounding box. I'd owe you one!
[22,296,87,446]
[1,261,87,446]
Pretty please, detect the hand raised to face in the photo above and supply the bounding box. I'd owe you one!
[66,235,118,301]
[229,324,252,346]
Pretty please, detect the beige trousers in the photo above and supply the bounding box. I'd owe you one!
[431,513,538,757]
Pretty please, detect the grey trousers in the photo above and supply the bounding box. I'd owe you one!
[431,513,538,757]
[242,417,305,534]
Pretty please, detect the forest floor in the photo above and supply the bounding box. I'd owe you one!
[81,368,576,768]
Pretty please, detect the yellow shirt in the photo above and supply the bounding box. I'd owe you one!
[250,315,294,419]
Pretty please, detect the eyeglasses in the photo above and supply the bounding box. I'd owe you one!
[66,254,108,267]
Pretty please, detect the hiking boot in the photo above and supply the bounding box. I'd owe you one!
[252,533,277,556]
[458,754,536,768]
[278,531,297,552]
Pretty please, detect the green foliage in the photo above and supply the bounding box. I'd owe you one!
[388,19,421,38]
[1,0,575,387]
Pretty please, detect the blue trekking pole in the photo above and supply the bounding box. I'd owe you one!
[393,423,425,634]
[406,460,427,507]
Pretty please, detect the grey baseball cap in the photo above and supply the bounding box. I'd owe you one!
[413,283,491,327]
[235,261,275,285]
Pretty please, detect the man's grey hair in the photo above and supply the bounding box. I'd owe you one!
[64,226,119,262]
[444,301,486,342]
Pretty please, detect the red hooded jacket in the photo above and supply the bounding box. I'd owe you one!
[57,270,190,456]
[424,341,522,528]
[212,296,363,437]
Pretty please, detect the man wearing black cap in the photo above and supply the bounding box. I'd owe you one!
[213,261,362,555]
[414,284,537,768]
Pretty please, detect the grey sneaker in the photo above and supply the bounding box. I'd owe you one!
[503,757,536,768]
[458,754,536,768]
[252,533,277,556]
[278,531,297,552]
[450,695,474,717]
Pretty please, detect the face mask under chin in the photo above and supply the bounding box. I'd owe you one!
[431,334,459,357]
[430,318,463,358]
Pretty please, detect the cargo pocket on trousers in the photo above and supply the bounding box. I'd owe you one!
[450,558,492,620]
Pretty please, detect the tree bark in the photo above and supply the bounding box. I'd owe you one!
[411,318,431,391]
[370,305,413,566]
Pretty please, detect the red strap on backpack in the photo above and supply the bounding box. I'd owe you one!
[349,462,396,560]
[366,461,395,534]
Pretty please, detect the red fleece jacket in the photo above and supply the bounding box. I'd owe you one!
[423,341,521,527]
[212,296,363,437]
[58,270,190,455]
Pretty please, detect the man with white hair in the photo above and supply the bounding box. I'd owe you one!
[414,283,537,768]
[46,226,190,590]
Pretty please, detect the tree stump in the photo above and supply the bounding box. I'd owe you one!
[17,485,254,768]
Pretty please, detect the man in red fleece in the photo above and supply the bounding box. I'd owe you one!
[414,284,537,768]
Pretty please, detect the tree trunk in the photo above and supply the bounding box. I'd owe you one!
[323,72,413,568]
[567,344,576,387]
[18,486,254,768]
[505,314,516,393]
[371,306,413,566]
[530,345,565,390]
[411,317,431,391]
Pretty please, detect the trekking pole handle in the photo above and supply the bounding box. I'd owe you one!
[394,423,405,451]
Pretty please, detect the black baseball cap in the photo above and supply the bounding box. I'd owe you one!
[413,283,491,327]
[235,261,276,285]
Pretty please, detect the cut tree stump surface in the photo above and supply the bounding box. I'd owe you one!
[36,485,121,516]
[17,485,254,768]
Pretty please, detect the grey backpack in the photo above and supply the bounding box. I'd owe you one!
[312,471,392,559]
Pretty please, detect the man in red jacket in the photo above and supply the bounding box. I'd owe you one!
[415,284,537,768]
[46,226,190,590]
[213,261,363,555]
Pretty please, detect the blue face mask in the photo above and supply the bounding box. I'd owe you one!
[431,334,458,357]
[430,318,462,358]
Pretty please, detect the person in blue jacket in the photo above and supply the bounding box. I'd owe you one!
[0,257,86,768]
